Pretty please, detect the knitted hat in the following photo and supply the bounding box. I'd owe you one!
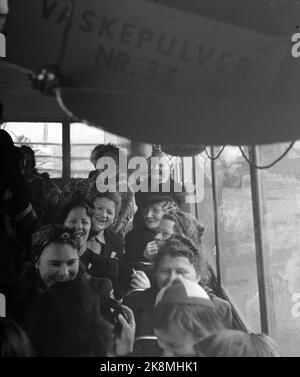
[172,210,204,245]
[155,277,214,309]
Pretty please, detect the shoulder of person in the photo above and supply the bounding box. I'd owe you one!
[86,276,113,299]
[204,285,231,312]
[105,229,124,246]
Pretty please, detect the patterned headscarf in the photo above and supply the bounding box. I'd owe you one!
[170,209,205,246]
[31,224,78,263]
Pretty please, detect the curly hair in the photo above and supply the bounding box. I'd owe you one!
[87,189,121,223]
[90,143,120,166]
[194,330,280,357]
[58,198,93,224]
[154,234,210,285]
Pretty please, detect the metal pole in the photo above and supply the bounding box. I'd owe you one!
[62,121,70,185]
[249,145,276,335]
[193,155,199,220]
[210,146,223,285]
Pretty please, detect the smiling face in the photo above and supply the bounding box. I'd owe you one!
[154,218,176,248]
[63,207,91,249]
[143,202,166,230]
[36,243,79,287]
[155,324,197,357]
[155,255,200,289]
[92,197,116,233]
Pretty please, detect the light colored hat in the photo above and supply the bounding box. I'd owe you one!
[155,277,214,308]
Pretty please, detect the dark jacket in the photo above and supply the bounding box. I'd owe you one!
[123,283,233,337]
[124,227,156,263]
[102,229,125,265]
[7,266,113,328]
[80,248,119,287]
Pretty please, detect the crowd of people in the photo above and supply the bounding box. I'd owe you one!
[0,121,280,357]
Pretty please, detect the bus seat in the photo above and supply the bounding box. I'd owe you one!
[133,336,162,357]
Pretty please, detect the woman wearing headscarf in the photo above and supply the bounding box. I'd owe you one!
[7,224,113,327]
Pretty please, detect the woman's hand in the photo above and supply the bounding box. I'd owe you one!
[130,270,151,290]
[114,305,136,356]
[143,241,158,261]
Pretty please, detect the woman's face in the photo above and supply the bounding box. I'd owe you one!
[143,202,166,230]
[64,207,91,248]
[155,255,199,289]
[92,197,116,232]
[36,243,79,287]
[155,323,197,357]
[154,219,176,248]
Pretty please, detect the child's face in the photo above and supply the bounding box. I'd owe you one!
[92,197,116,232]
[156,255,199,289]
[155,323,197,357]
[154,218,176,248]
[143,202,165,230]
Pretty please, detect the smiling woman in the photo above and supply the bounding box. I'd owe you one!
[58,197,122,287]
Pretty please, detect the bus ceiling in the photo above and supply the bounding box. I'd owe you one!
[1,0,300,146]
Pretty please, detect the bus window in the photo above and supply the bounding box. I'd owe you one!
[215,146,261,332]
[70,123,131,178]
[195,152,217,273]
[2,122,62,178]
[257,141,300,356]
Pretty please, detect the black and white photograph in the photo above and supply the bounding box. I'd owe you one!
[1,0,300,361]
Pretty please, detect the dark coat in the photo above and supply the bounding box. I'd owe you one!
[123,284,233,337]
[7,267,113,328]
[101,229,125,265]
[80,248,119,287]
[124,227,156,263]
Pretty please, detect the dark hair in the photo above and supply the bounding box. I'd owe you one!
[0,317,35,357]
[25,280,113,357]
[58,198,93,224]
[154,303,224,340]
[90,143,120,166]
[154,234,210,284]
[195,330,281,357]
[20,145,36,169]
[142,194,176,210]
[89,191,121,221]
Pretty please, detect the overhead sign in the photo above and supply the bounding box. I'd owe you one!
[6,0,71,70]
[61,0,288,101]
[6,0,288,101]
[144,0,300,36]
[4,0,300,145]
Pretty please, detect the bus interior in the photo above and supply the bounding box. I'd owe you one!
[1,0,300,357]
